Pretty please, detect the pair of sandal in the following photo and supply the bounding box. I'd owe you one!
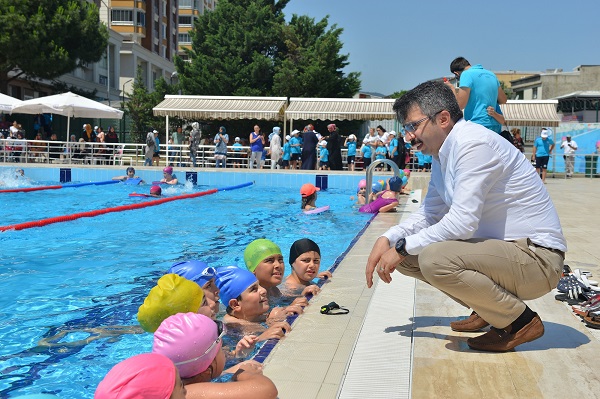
[556,269,599,300]
[569,293,600,329]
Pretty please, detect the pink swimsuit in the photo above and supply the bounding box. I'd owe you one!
[359,191,397,213]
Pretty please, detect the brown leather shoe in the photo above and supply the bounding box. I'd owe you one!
[450,311,490,332]
[467,314,544,352]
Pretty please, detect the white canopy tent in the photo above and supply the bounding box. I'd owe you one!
[11,91,124,141]
[0,93,23,113]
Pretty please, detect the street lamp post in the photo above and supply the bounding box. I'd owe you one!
[121,78,133,137]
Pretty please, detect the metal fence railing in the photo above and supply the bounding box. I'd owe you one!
[1,138,598,177]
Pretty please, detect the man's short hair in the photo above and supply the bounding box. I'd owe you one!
[450,57,470,74]
[393,81,463,125]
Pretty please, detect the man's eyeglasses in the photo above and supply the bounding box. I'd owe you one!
[402,111,444,133]
[173,320,226,366]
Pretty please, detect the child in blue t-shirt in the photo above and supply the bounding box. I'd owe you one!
[375,140,387,170]
[281,135,291,169]
[344,134,357,171]
[318,140,329,170]
[361,140,372,170]
[232,137,244,168]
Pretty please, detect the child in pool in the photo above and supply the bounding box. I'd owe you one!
[112,166,143,183]
[168,260,220,316]
[284,238,332,293]
[359,176,402,214]
[153,313,278,399]
[300,183,320,211]
[216,266,295,340]
[160,166,178,184]
[95,353,187,399]
[243,239,314,304]
[350,179,367,205]
[137,274,215,332]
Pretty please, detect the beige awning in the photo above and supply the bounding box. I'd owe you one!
[153,95,287,120]
[286,97,396,120]
[499,100,560,127]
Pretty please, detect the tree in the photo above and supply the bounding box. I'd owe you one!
[0,0,108,93]
[273,15,360,98]
[175,0,361,98]
[126,67,175,142]
[388,90,407,99]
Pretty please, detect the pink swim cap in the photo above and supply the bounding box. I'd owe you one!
[150,185,162,195]
[94,353,175,399]
[163,166,173,175]
[153,312,223,379]
[358,179,366,189]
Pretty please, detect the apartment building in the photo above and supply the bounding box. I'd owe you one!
[178,0,217,61]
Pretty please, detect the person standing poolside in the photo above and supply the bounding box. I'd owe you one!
[446,57,507,133]
[325,123,343,170]
[152,130,161,166]
[232,137,243,168]
[532,128,555,184]
[561,134,578,178]
[365,81,566,352]
[344,134,357,171]
[268,126,282,169]
[301,124,319,170]
[289,130,302,169]
[281,135,292,169]
[511,128,525,153]
[214,126,229,168]
[360,137,372,170]
[248,125,264,169]
[189,122,202,167]
[144,131,155,166]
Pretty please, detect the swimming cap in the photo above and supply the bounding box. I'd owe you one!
[388,176,402,192]
[137,274,204,333]
[300,183,320,198]
[289,238,321,266]
[94,353,175,399]
[372,180,385,193]
[168,261,215,288]
[126,166,135,174]
[215,266,257,306]
[150,185,162,196]
[162,166,173,175]
[243,239,282,272]
[357,179,367,190]
[153,313,222,379]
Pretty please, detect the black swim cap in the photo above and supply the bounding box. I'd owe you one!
[289,238,321,266]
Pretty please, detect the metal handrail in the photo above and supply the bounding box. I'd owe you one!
[365,159,401,203]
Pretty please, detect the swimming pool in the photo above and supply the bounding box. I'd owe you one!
[0,175,372,398]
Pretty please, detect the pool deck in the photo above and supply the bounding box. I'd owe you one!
[262,176,600,398]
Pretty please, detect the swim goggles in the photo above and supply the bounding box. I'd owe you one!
[320,301,349,315]
[173,320,226,366]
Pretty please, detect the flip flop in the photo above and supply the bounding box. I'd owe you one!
[583,314,600,329]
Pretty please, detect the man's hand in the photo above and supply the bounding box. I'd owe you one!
[365,236,391,288]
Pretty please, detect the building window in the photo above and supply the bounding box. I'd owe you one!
[179,15,192,26]
[136,11,146,27]
[99,75,108,85]
[111,9,134,25]
[179,0,192,8]
[178,33,191,43]
[532,87,538,99]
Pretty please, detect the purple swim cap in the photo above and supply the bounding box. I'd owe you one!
[163,166,173,175]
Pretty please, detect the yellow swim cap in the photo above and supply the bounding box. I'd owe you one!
[137,274,204,333]
[243,239,282,273]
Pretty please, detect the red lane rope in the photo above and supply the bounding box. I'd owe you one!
[0,188,218,232]
[0,185,63,193]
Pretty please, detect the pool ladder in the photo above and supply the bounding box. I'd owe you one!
[365,159,402,203]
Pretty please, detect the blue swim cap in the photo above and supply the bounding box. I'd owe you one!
[388,176,402,192]
[372,180,385,193]
[215,266,258,307]
[168,260,215,287]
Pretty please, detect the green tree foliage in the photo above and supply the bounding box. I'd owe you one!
[126,68,174,142]
[273,15,360,97]
[0,0,108,93]
[175,0,361,98]
[388,90,407,99]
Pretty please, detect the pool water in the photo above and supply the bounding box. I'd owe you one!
[0,179,371,398]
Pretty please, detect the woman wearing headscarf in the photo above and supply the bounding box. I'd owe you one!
[269,126,282,169]
[300,124,319,170]
[325,123,343,170]
[189,122,201,167]
[144,131,155,166]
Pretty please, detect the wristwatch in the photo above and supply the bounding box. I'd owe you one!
[395,238,409,257]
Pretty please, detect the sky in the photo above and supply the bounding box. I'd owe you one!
[284,0,600,96]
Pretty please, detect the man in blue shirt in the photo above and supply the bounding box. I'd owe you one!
[532,128,555,183]
[446,57,507,133]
